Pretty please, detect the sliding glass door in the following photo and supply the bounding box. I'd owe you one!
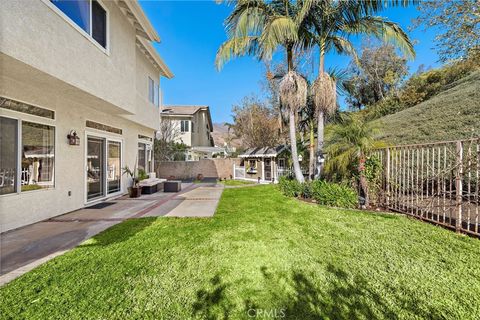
[87,136,122,201]
[87,137,105,200]
[107,141,121,194]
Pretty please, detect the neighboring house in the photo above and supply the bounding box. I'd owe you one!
[0,0,173,232]
[160,105,219,160]
[235,146,291,183]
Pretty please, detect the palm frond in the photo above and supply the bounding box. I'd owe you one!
[328,35,359,64]
[260,16,299,57]
[215,36,261,70]
[341,16,415,59]
[294,0,315,26]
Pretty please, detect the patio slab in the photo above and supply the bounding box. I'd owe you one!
[0,183,224,285]
[0,220,117,277]
[175,187,224,200]
[51,199,156,221]
[164,200,220,217]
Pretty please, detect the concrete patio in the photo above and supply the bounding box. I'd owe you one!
[0,181,223,286]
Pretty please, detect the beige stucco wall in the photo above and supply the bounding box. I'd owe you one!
[191,110,212,147]
[168,116,193,146]
[0,0,161,130]
[156,158,240,180]
[164,110,212,148]
[0,73,154,232]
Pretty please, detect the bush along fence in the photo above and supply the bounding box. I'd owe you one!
[371,138,480,236]
[278,177,358,209]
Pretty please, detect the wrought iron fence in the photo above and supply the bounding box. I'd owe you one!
[372,138,480,236]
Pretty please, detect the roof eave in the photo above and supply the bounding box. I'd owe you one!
[160,113,193,117]
[120,0,160,42]
[138,38,174,79]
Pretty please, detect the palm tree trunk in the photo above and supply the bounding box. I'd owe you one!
[315,110,324,179]
[315,46,326,179]
[286,45,304,183]
[289,108,304,183]
[308,119,315,181]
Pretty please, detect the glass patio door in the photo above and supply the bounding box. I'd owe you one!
[87,137,105,200]
[107,141,121,194]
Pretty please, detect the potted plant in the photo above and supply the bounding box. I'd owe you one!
[137,168,149,181]
[122,166,141,198]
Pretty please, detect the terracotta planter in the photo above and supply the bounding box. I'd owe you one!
[128,186,142,198]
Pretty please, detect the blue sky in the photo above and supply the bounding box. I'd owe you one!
[140,1,440,124]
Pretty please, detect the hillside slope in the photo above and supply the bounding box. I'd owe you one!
[375,71,480,145]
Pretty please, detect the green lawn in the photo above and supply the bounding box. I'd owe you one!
[220,179,256,186]
[2,186,480,319]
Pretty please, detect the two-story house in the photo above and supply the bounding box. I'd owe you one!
[0,0,173,232]
[160,106,216,160]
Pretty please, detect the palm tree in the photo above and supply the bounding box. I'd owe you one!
[324,113,384,207]
[215,0,314,183]
[308,0,416,179]
[298,87,316,180]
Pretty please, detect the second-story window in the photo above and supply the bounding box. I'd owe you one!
[51,0,107,49]
[148,77,155,104]
[180,120,189,133]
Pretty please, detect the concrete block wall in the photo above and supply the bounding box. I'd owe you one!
[156,158,241,180]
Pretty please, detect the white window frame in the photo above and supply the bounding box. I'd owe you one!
[180,120,189,133]
[0,114,57,197]
[148,77,155,105]
[138,138,153,172]
[42,0,110,55]
[84,130,124,204]
[278,158,285,169]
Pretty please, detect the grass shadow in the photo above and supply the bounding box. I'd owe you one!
[192,274,235,320]
[192,264,446,319]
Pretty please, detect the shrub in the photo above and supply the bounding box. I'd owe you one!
[310,180,358,209]
[279,177,358,209]
[278,176,302,198]
[301,182,313,199]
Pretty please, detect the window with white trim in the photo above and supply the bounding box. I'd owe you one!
[0,117,18,195]
[180,120,189,133]
[51,0,107,48]
[0,117,55,195]
[148,77,155,104]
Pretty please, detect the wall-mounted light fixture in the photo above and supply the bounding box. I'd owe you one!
[67,130,80,145]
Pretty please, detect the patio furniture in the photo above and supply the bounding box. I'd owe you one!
[138,178,166,194]
[164,180,181,192]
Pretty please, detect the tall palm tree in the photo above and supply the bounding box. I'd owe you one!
[308,0,416,179]
[324,113,384,207]
[298,87,316,180]
[215,0,314,183]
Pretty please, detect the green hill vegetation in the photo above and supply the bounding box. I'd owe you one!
[374,70,480,145]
